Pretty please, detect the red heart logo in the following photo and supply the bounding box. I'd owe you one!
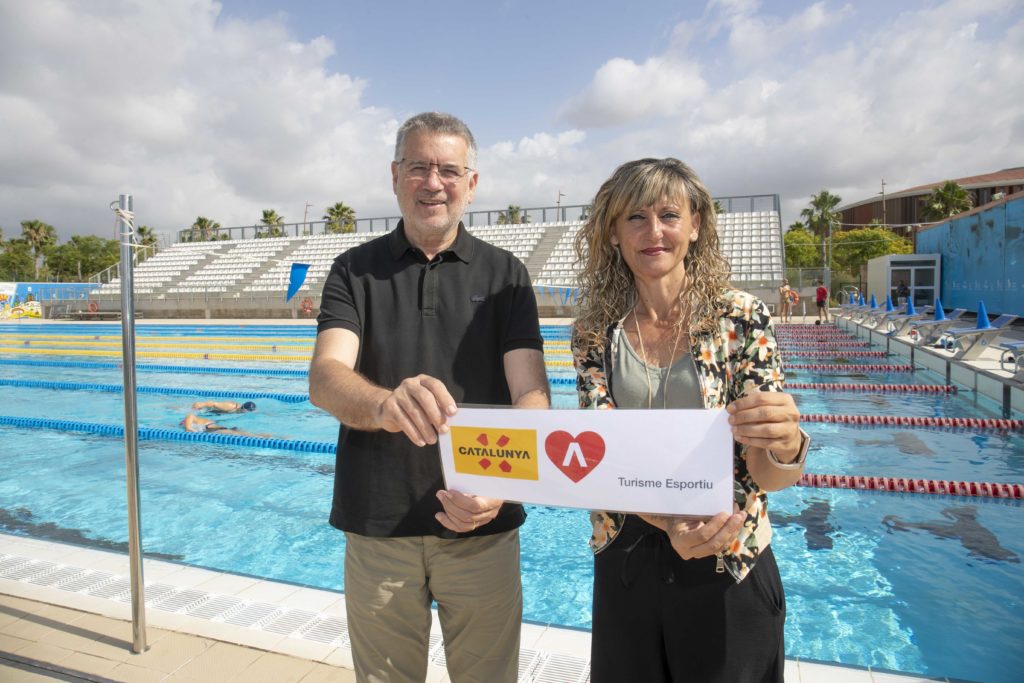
[544,431,605,483]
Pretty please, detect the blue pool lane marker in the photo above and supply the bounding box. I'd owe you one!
[0,415,337,454]
[0,378,308,403]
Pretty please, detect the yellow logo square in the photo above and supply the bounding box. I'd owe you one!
[450,426,539,480]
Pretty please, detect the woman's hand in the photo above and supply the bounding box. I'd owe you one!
[728,391,806,491]
[664,510,745,560]
[726,391,802,458]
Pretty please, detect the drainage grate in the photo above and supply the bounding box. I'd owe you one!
[224,602,280,628]
[263,609,319,636]
[187,594,243,621]
[532,652,590,683]
[4,560,58,582]
[299,616,347,646]
[517,648,541,682]
[56,569,115,593]
[87,576,130,599]
[0,555,31,576]
[152,588,211,614]
[428,632,446,667]
[27,565,84,587]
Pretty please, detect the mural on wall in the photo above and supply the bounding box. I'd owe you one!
[916,196,1023,315]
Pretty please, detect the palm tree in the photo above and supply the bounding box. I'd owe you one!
[921,180,973,222]
[497,204,529,225]
[21,219,57,279]
[323,202,356,234]
[258,209,285,238]
[135,225,158,247]
[799,190,842,267]
[189,216,220,242]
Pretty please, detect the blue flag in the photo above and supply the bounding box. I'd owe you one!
[286,263,311,302]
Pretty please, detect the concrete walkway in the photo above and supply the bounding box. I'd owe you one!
[0,593,353,682]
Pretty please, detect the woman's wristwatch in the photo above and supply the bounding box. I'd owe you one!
[766,428,811,469]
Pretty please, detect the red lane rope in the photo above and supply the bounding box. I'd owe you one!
[779,341,872,347]
[798,473,1023,499]
[802,414,1023,430]
[787,363,914,372]
[781,350,890,358]
[788,383,956,393]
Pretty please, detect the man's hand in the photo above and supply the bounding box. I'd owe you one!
[376,374,457,446]
[435,490,503,533]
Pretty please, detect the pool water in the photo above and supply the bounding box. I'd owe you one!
[0,324,1022,682]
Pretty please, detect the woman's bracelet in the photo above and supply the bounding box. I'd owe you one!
[766,428,810,469]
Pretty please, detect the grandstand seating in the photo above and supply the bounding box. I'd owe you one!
[92,210,785,301]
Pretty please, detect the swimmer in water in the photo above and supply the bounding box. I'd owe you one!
[191,400,257,414]
[181,413,256,436]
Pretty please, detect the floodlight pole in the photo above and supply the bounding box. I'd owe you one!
[117,194,148,654]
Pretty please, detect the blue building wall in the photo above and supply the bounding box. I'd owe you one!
[14,282,94,302]
[916,196,1024,315]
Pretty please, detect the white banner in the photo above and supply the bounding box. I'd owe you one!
[437,407,733,517]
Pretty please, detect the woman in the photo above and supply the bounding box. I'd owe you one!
[778,278,792,322]
[572,158,809,683]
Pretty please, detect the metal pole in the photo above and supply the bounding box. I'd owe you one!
[117,194,148,654]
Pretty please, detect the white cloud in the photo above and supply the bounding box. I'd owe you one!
[0,0,398,241]
[556,0,1024,228]
[560,57,708,128]
[0,0,1022,248]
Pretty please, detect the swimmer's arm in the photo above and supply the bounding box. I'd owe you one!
[504,348,550,408]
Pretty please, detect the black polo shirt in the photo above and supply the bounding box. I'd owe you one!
[316,221,544,538]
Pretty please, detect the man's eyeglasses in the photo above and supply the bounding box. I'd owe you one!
[399,158,474,182]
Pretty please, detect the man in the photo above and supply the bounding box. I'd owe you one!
[815,279,829,323]
[309,112,549,683]
[191,400,256,414]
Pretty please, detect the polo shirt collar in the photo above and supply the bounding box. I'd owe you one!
[388,220,475,263]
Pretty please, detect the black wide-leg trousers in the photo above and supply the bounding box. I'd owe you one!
[591,515,786,683]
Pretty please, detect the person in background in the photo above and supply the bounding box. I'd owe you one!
[778,278,792,323]
[815,279,829,323]
[896,280,910,304]
[572,157,809,683]
[192,400,256,414]
[309,112,550,683]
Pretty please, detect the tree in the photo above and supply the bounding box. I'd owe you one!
[323,202,356,234]
[20,219,57,279]
[258,209,285,238]
[799,190,842,267]
[189,216,220,242]
[135,225,158,247]
[713,200,724,214]
[783,225,820,269]
[921,180,973,222]
[831,227,912,276]
[496,204,529,225]
[45,236,120,281]
[0,239,35,281]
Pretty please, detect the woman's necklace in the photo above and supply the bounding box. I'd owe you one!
[633,308,684,409]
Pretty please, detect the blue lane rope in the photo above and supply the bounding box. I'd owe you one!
[0,415,336,454]
[0,358,572,381]
[0,358,307,377]
[0,379,308,403]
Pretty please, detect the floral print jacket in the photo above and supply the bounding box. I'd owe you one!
[574,289,784,583]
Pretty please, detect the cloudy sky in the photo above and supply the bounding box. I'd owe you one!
[1,0,1021,243]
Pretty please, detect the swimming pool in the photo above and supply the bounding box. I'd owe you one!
[0,323,1021,682]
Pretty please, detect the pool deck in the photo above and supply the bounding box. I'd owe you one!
[1,535,958,683]
[2,314,1014,682]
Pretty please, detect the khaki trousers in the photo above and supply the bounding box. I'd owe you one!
[343,529,522,683]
